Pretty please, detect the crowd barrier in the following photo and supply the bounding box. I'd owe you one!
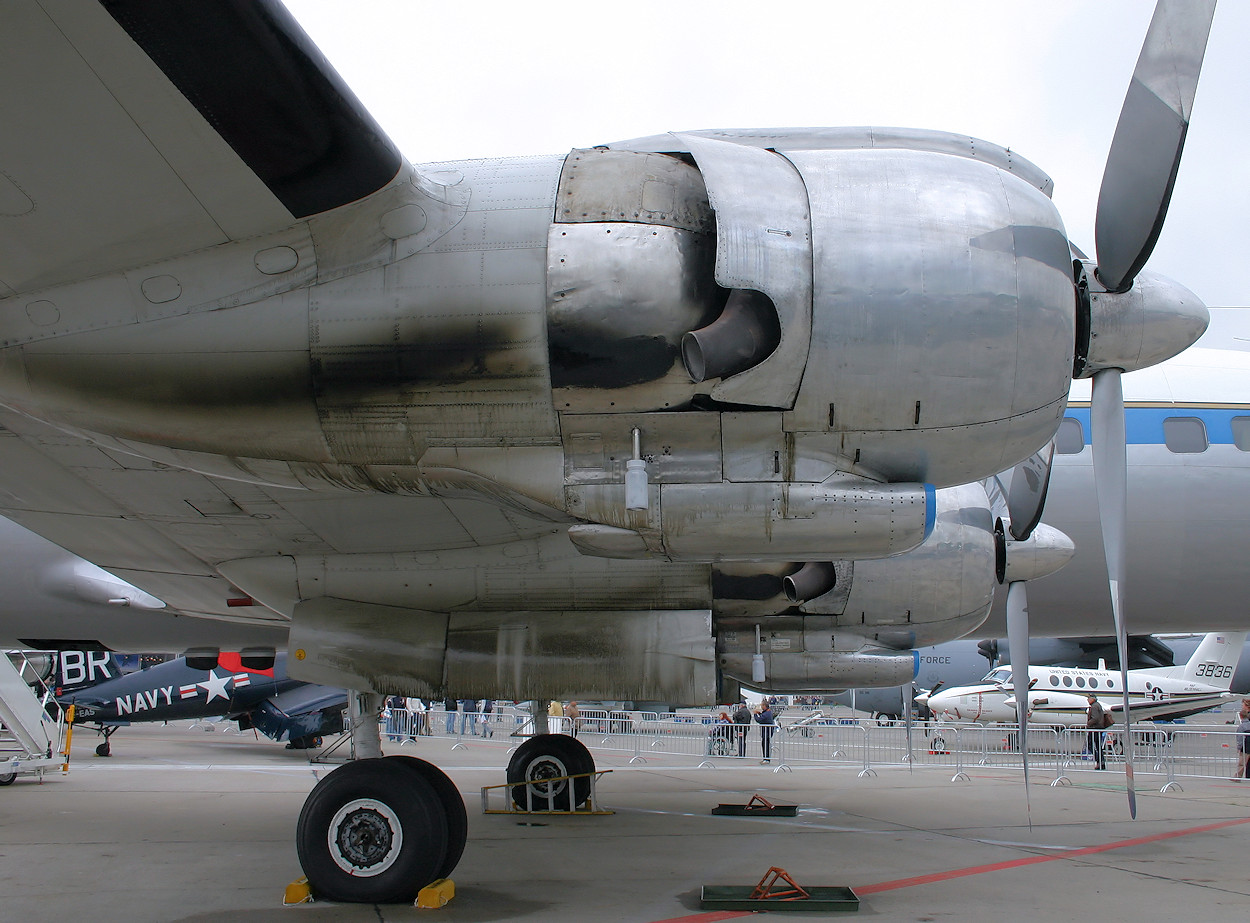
[381,705,1248,788]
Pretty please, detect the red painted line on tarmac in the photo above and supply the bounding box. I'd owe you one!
[855,815,1250,895]
[648,816,1250,922]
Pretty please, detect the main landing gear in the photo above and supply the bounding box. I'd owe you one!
[506,734,595,811]
[294,702,596,902]
[297,756,467,903]
[295,692,467,904]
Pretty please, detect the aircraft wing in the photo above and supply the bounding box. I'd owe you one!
[0,406,567,629]
[262,682,349,719]
[0,1,649,647]
[0,0,402,296]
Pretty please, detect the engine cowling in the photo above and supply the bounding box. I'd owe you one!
[550,129,1076,491]
[713,482,999,691]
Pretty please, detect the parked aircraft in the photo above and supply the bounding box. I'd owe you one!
[831,634,1213,721]
[0,0,1227,902]
[55,650,346,756]
[924,632,1246,725]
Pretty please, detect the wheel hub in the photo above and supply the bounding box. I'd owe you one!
[328,798,403,876]
[526,757,568,796]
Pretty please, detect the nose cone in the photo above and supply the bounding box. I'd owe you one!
[1002,523,1076,584]
[1081,266,1209,376]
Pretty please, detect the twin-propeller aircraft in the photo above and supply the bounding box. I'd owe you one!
[924,632,1247,726]
[0,0,1224,903]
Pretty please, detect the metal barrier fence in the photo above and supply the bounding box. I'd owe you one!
[384,706,1248,788]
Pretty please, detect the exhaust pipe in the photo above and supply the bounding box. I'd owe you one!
[782,561,838,603]
[682,289,780,382]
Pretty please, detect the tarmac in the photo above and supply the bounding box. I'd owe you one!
[3,721,1250,922]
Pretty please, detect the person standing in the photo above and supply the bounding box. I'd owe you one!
[755,700,776,763]
[1234,705,1250,780]
[733,701,752,757]
[408,697,426,736]
[384,694,405,741]
[459,698,475,735]
[444,696,457,734]
[1085,694,1108,770]
[564,700,580,737]
[480,699,494,738]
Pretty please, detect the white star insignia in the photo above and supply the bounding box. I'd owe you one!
[198,669,231,703]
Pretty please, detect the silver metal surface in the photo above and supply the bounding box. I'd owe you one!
[675,133,813,408]
[718,646,916,691]
[554,147,712,231]
[783,146,1075,486]
[1080,266,1209,375]
[290,597,716,703]
[547,222,720,412]
[568,479,932,562]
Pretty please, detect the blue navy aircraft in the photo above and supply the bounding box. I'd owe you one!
[55,650,346,757]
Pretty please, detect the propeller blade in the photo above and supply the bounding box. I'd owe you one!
[977,638,999,665]
[1094,0,1216,292]
[903,681,914,772]
[1006,580,1032,828]
[1091,368,1137,818]
[1007,442,1055,541]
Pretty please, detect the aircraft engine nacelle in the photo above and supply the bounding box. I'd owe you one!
[712,483,998,693]
[549,130,1078,488]
[712,483,998,653]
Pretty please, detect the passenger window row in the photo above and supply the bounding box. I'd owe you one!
[1056,415,1250,455]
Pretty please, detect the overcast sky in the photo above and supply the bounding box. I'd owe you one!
[284,1,1248,307]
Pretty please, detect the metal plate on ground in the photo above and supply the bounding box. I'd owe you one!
[711,802,798,816]
[700,885,859,911]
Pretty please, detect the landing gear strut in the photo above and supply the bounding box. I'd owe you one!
[95,725,119,757]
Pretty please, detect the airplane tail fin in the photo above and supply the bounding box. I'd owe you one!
[1170,633,1247,689]
[53,650,125,695]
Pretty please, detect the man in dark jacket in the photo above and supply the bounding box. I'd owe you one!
[755,701,776,763]
[733,702,752,757]
[444,696,457,734]
[1085,694,1108,769]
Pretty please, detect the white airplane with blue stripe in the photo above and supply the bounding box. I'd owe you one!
[981,308,1250,640]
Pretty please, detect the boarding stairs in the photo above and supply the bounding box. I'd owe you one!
[1,652,68,783]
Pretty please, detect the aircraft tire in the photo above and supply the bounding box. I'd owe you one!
[390,756,468,881]
[506,734,594,811]
[0,770,15,786]
[95,741,111,758]
[297,758,448,904]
